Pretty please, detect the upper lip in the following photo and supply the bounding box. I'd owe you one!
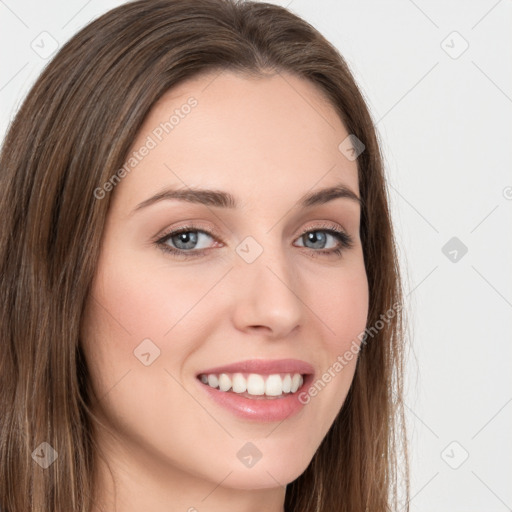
[197,358,314,376]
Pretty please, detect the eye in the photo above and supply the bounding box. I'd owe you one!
[293,223,354,258]
[295,228,351,251]
[156,227,218,257]
[155,222,354,259]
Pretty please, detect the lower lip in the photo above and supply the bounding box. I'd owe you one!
[196,374,313,422]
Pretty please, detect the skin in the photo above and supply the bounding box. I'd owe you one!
[81,69,369,512]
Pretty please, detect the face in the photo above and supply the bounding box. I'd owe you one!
[81,70,369,498]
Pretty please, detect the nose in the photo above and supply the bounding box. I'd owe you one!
[229,242,304,339]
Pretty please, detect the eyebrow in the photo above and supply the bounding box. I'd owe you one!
[132,183,362,214]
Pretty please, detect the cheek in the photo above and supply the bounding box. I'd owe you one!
[317,256,369,354]
[80,249,211,466]
[301,258,369,431]
[88,245,222,344]
[80,242,229,406]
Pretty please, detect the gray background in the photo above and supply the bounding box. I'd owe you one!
[1,0,511,510]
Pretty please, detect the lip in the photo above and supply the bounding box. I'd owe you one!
[196,358,315,376]
[195,358,315,422]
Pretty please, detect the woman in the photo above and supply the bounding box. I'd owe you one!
[0,0,409,510]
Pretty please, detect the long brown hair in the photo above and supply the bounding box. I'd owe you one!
[0,0,409,510]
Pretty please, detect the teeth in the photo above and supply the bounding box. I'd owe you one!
[282,374,292,393]
[232,373,247,393]
[247,374,265,395]
[207,374,219,388]
[291,373,302,393]
[218,373,231,392]
[265,374,283,396]
[199,372,305,397]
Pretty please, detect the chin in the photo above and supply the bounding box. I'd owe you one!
[218,453,313,490]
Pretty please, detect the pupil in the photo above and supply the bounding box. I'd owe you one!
[306,231,325,248]
[174,231,197,249]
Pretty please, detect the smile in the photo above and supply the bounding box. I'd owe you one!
[198,372,304,397]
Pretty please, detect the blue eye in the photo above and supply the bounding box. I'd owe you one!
[155,224,354,259]
[296,229,351,251]
[164,230,213,251]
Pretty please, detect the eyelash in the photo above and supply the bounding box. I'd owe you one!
[154,222,354,260]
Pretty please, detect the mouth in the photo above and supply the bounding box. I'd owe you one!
[197,371,310,399]
[195,359,314,421]
[195,358,314,400]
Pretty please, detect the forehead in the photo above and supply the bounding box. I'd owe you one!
[116,70,359,208]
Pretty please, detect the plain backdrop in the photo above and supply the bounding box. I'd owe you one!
[1,1,511,510]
